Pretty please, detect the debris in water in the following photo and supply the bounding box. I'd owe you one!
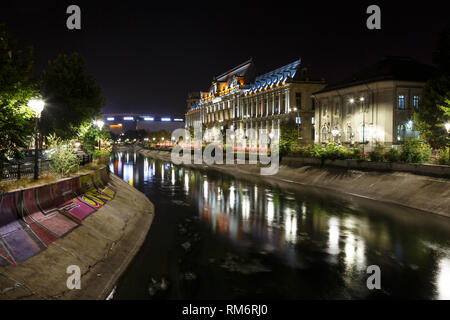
[181,242,191,250]
[183,273,197,281]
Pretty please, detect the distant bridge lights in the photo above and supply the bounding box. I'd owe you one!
[174,118,184,122]
[123,116,134,120]
[107,117,115,121]
[161,117,171,122]
[144,117,154,121]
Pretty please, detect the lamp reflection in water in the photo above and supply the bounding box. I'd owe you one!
[266,198,275,226]
[229,186,235,209]
[344,232,366,271]
[241,194,250,220]
[203,180,208,199]
[328,217,340,255]
[184,172,189,192]
[284,207,297,244]
[436,257,450,300]
[123,162,134,186]
[143,158,149,182]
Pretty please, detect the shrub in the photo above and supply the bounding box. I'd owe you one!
[385,148,400,162]
[47,134,80,177]
[400,138,432,164]
[434,148,450,165]
[369,141,385,162]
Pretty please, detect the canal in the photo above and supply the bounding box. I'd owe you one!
[109,151,450,299]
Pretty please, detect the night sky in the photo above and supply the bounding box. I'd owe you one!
[1,1,447,118]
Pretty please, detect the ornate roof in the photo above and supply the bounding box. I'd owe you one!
[244,59,301,94]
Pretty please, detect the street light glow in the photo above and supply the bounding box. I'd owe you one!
[27,99,45,117]
[94,120,104,130]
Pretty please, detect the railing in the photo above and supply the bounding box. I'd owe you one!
[1,153,93,182]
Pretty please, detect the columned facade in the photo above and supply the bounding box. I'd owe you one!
[185,59,326,146]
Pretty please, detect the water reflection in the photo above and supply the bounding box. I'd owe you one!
[111,152,450,299]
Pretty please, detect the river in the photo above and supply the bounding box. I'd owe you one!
[109,150,450,299]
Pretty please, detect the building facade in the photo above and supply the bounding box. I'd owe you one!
[185,59,326,146]
[313,57,436,149]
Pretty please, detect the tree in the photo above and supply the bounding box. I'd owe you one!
[79,122,111,153]
[279,120,298,156]
[414,24,450,149]
[0,25,38,177]
[40,53,105,140]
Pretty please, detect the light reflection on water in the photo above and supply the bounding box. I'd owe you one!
[111,152,450,299]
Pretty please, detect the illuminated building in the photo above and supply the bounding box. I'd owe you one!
[185,59,326,145]
[312,57,436,149]
[103,114,184,134]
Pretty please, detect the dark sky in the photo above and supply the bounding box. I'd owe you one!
[1,1,448,118]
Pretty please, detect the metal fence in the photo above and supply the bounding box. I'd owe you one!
[1,153,93,182]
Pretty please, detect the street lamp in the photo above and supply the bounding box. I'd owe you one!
[350,97,366,152]
[94,120,104,150]
[27,99,45,180]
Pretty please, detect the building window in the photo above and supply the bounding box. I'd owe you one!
[398,95,406,110]
[413,95,420,109]
[296,93,302,109]
[334,103,339,116]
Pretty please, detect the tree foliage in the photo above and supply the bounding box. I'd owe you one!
[47,134,80,177]
[414,24,450,149]
[79,122,111,153]
[279,120,298,156]
[0,25,37,175]
[40,53,105,139]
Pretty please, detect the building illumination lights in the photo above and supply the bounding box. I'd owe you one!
[124,117,134,120]
[106,117,115,121]
[360,97,365,102]
[349,98,355,104]
[144,117,154,121]
[161,117,171,122]
[445,123,450,133]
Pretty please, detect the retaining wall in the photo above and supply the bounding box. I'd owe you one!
[282,157,450,178]
[0,167,116,266]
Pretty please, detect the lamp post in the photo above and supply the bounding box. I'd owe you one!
[350,97,366,152]
[445,123,450,161]
[94,120,104,151]
[27,99,45,180]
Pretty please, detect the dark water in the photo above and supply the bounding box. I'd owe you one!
[109,151,450,300]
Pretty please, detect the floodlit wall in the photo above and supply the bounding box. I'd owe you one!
[0,167,116,266]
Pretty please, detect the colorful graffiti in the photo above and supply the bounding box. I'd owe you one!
[0,167,116,266]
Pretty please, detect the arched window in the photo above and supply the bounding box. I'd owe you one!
[321,126,328,141]
[346,126,353,141]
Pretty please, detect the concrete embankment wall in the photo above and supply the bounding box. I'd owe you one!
[138,148,450,218]
[0,168,154,299]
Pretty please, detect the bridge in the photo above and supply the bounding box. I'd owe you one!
[102,113,185,133]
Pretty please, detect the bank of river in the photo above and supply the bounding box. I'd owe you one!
[0,174,154,300]
[137,148,450,217]
[111,149,450,299]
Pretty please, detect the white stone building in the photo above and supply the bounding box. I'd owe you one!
[312,57,436,149]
